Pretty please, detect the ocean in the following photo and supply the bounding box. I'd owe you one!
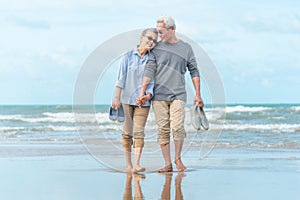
[1,104,299,148]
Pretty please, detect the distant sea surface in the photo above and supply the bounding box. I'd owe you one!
[1,104,300,150]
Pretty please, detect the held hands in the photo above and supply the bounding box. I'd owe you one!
[136,93,151,108]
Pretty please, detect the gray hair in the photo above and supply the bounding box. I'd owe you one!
[141,28,158,37]
[156,16,176,30]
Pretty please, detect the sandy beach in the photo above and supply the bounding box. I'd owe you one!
[0,142,299,200]
[1,104,300,199]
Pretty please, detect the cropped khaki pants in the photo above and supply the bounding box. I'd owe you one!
[152,100,186,145]
[122,104,150,148]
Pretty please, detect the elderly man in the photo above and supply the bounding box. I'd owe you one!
[137,16,204,172]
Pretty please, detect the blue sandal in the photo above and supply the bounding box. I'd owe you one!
[109,107,118,121]
[117,105,125,122]
[191,103,209,130]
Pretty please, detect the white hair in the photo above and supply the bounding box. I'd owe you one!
[156,16,176,30]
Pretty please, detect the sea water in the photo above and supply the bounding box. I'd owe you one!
[1,104,299,147]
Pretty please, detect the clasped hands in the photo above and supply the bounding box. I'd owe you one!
[136,93,151,108]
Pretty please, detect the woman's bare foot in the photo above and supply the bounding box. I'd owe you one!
[174,158,187,172]
[133,165,146,173]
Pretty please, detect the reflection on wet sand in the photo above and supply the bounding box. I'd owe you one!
[123,173,145,200]
[161,173,185,200]
[122,172,185,200]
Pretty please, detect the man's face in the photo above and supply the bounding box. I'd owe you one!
[156,22,172,42]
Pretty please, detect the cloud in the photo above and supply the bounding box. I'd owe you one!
[260,79,272,88]
[242,14,300,34]
[40,48,70,66]
[6,16,50,29]
[0,0,145,11]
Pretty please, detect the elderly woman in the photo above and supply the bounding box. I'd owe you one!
[111,28,158,173]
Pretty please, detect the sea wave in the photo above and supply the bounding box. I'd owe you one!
[225,105,272,113]
[0,114,23,121]
[0,109,223,125]
[1,122,299,135]
[221,123,300,133]
[0,112,109,123]
[1,106,299,135]
[0,125,123,133]
[215,141,300,149]
[291,106,300,112]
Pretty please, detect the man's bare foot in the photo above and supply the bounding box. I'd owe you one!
[125,167,133,173]
[174,158,187,172]
[157,164,173,173]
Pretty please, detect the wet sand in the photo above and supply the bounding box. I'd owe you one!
[0,143,299,200]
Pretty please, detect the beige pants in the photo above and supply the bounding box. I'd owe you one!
[122,104,150,148]
[152,100,186,145]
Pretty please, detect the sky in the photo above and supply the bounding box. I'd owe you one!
[1,0,300,105]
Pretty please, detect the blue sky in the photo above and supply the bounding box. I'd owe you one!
[1,0,299,104]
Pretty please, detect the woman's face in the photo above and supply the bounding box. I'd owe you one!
[140,31,157,50]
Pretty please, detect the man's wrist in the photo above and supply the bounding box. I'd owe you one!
[146,93,151,100]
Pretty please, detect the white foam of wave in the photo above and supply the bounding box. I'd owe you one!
[179,122,300,133]
[0,107,226,125]
[221,123,300,133]
[45,112,109,123]
[250,141,299,149]
[225,105,272,113]
[214,141,300,149]
[0,125,76,132]
[0,124,122,134]
[0,112,110,123]
[0,113,76,123]
[38,125,76,132]
[0,115,23,121]
[2,123,298,134]
[291,106,300,112]
[0,126,25,132]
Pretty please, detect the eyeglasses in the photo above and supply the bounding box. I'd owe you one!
[158,29,168,35]
[145,35,157,44]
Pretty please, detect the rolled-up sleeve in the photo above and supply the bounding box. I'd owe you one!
[143,51,157,80]
[116,54,128,88]
[187,46,200,78]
